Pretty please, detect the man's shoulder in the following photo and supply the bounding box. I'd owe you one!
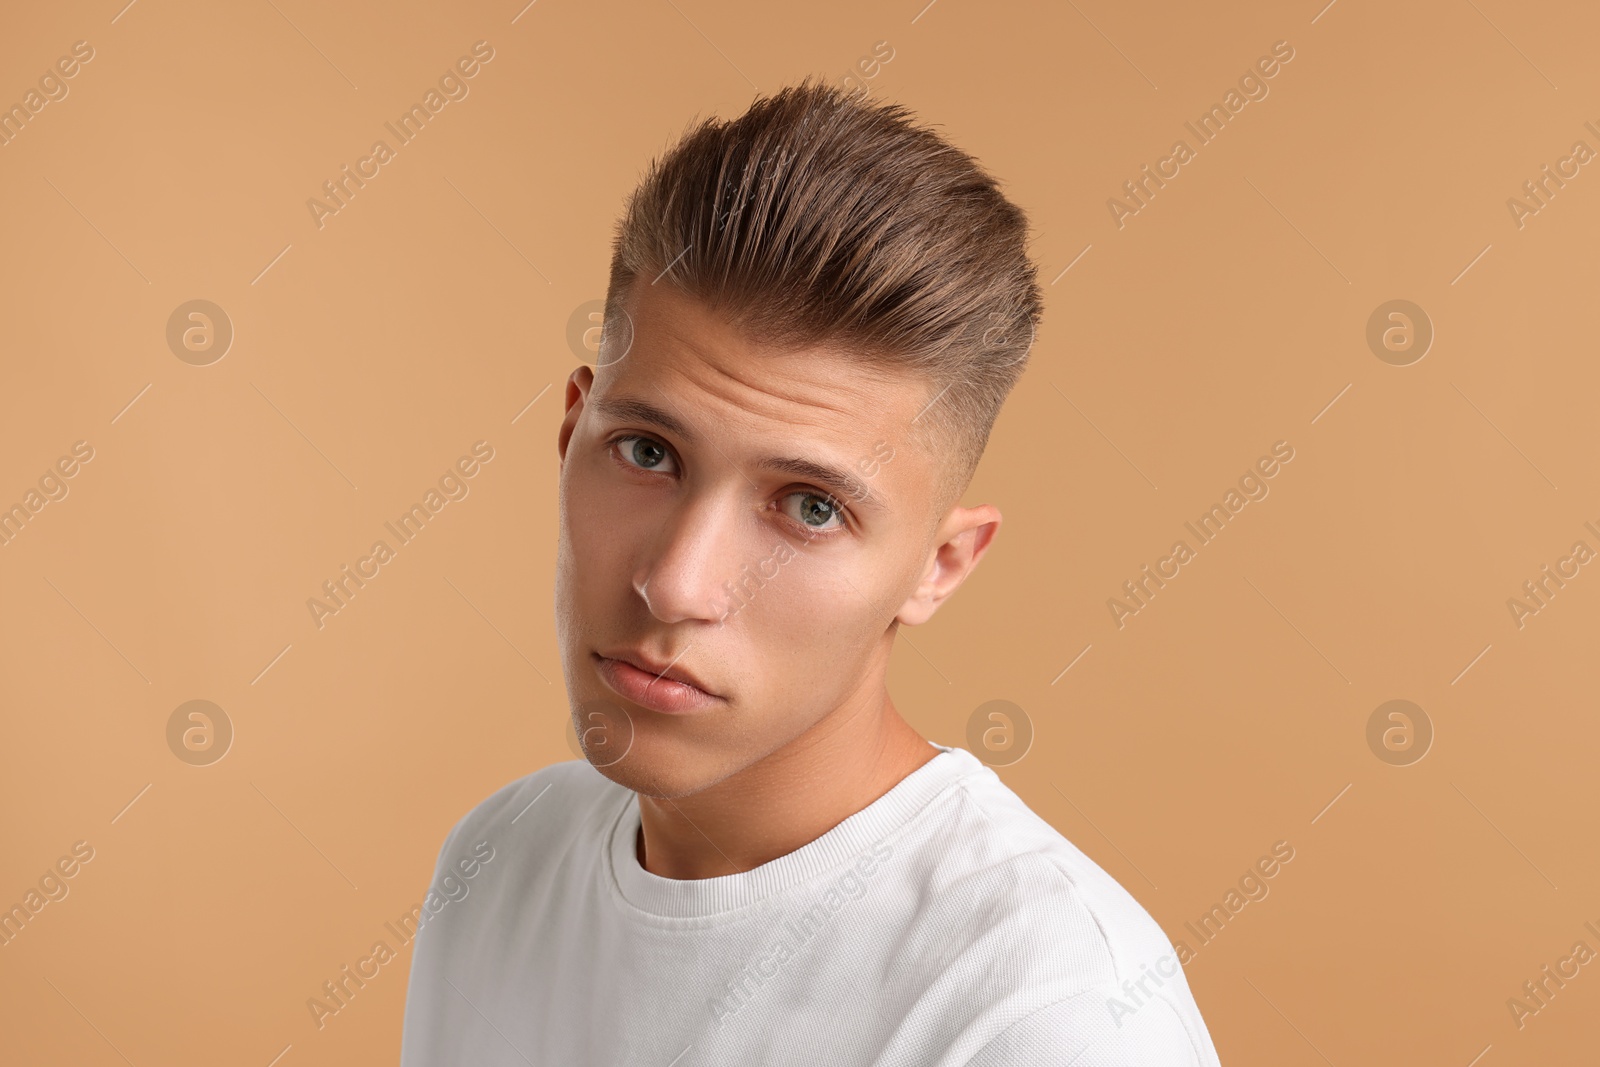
[432,758,626,866]
[933,763,1173,955]
[903,757,1219,1062]
[912,761,1201,1000]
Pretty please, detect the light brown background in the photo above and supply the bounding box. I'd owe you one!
[2,0,1597,1063]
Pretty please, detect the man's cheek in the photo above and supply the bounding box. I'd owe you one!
[571,456,625,530]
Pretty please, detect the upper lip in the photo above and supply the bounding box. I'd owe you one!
[596,647,717,696]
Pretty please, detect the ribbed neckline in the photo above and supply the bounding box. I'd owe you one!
[607,741,982,921]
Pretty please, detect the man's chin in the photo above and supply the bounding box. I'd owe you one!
[581,738,734,799]
[588,757,694,799]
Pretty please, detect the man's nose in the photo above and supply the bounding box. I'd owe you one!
[633,494,746,625]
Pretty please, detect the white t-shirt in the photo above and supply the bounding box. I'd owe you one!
[399,742,1222,1066]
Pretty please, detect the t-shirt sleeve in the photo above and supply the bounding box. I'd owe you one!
[397,813,470,1064]
[413,806,481,943]
[422,814,466,904]
[961,990,1206,1067]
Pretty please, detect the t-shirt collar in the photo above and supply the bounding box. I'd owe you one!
[607,742,978,921]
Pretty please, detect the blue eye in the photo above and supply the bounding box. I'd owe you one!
[614,436,676,473]
[781,490,844,533]
[612,435,848,536]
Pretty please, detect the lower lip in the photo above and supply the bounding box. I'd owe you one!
[594,654,722,714]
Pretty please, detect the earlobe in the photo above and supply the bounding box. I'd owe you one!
[895,587,937,628]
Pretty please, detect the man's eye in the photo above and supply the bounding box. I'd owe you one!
[614,440,844,534]
[614,436,675,473]
[780,490,844,533]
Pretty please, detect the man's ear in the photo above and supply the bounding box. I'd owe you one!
[896,504,1001,627]
[557,366,595,465]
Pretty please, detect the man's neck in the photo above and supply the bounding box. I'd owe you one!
[633,697,937,880]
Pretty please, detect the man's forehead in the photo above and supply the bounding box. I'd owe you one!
[619,277,924,397]
[626,301,907,409]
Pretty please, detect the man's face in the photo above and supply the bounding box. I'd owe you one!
[554,280,952,798]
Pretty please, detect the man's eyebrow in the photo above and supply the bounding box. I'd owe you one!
[754,455,885,514]
[589,393,887,513]
[590,394,699,443]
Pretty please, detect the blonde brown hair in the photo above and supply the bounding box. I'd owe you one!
[604,75,1043,513]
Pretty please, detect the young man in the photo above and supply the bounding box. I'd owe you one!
[400,77,1222,1065]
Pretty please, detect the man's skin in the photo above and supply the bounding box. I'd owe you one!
[554,277,1002,882]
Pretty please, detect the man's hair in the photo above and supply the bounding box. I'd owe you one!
[602,75,1043,516]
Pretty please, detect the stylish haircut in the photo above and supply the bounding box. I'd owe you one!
[603,74,1043,516]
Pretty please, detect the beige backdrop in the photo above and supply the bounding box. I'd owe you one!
[2,0,1597,1063]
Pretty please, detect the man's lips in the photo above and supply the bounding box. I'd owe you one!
[592,652,723,715]
[593,647,716,695]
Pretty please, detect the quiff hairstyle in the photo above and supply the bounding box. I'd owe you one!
[602,75,1043,516]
